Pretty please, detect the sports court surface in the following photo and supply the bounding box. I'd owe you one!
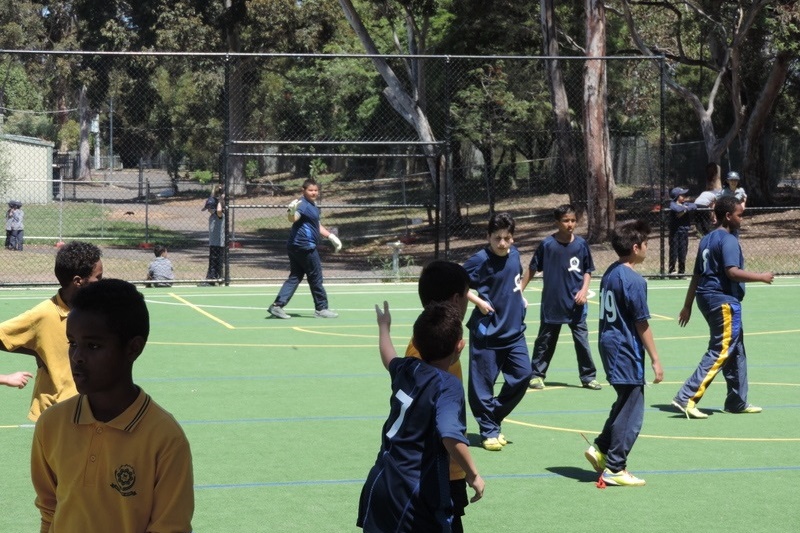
[1,279,799,532]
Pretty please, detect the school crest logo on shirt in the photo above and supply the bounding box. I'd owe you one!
[111,464,137,496]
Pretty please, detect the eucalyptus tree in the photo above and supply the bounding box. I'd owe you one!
[619,0,799,203]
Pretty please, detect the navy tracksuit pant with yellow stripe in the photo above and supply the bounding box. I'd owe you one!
[675,298,750,412]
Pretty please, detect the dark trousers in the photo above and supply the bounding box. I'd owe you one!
[530,319,597,383]
[467,336,532,439]
[8,229,23,250]
[668,230,689,273]
[674,300,749,411]
[206,245,224,281]
[594,384,644,472]
[274,247,329,311]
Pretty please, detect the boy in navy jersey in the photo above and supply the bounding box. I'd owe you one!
[357,302,484,533]
[522,204,601,390]
[672,196,773,419]
[585,220,663,486]
[463,213,532,451]
[405,261,472,532]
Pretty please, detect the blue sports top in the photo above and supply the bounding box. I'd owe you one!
[597,262,651,385]
[693,228,745,305]
[463,245,526,347]
[357,357,467,532]
[287,198,320,250]
[529,235,595,324]
[668,200,697,233]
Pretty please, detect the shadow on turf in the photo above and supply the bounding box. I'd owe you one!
[545,466,599,483]
[651,403,717,418]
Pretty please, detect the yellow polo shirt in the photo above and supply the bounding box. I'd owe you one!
[0,293,77,421]
[405,339,466,481]
[32,389,194,533]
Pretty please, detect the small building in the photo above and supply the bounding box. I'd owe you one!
[0,134,55,205]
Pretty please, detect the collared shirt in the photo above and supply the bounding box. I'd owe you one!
[287,198,321,250]
[463,246,527,347]
[405,340,465,481]
[0,292,76,421]
[529,235,595,324]
[598,262,651,385]
[31,389,194,533]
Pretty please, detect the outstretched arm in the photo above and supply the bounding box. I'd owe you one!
[375,301,398,370]
[726,266,773,284]
[443,438,485,503]
[0,371,33,388]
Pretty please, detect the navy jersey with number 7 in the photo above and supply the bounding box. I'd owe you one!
[357,357,468,532]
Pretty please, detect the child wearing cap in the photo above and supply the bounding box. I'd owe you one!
[668,187,696,275]
[6,200,23,251]
[720,171,747,208]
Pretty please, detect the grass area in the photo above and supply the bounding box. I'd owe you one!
[0,280,798,532]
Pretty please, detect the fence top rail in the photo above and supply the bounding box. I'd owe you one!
[231,140,446,146]
[0,49,663,61]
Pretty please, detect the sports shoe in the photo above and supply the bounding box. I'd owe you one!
[268,305,290,319]
[582,379,602,390]
[529,377,545,390]
[584,445,606,474]
[601,468,646,487]
[724,404,762,414]
[314,308,339,318]
[481,437,503,451]
[671,399,708,419]
[497,433,508,446]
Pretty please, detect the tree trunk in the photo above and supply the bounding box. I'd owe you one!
[224,0,246,196]
[742,51,791,205]
[584,0,614,243]
[541,0,583,213]
[338,0,459,227]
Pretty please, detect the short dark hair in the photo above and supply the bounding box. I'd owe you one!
[54,241,102,287]
[413,302,463,363]
[553,204,577,220]
[714,195,741,224]
[418,261,470,306]
[611,220,651,256]
[153,244,168,257]
[302,178,318,190]
[487,212,515,235]
[71,279,150,345]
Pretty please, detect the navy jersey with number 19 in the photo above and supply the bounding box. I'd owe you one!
[598,262,651,385]
[358,357,468,533]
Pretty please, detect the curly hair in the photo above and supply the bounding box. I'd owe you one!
[54,241,102,287]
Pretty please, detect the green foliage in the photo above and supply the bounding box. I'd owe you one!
[309,158,328,179]
[192,170,213,184]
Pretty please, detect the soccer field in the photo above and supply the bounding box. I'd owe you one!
[1,279,799,532]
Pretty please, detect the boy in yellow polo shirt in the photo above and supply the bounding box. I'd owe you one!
[0,241,103,421]
[405,260,472,532]
[31,279,194,533]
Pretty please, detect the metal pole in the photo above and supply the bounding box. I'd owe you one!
[659,54,667,278]
[223,55,231,286]
[145,179,150,243]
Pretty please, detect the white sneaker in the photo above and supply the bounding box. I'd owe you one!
[314,309,339,318]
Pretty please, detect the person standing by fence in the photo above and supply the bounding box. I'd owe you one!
[201,186,224,286]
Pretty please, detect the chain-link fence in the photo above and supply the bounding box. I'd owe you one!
[1,51,799,286]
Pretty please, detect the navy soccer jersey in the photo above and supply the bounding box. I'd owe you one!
[598,262,651,385]
[288,198,320,250]
[463,246,526,347]
[693,228,745,306]
[358,357,468,533]
[529,235,595,324]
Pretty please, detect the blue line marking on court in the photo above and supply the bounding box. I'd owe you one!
[194,465,800,490]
